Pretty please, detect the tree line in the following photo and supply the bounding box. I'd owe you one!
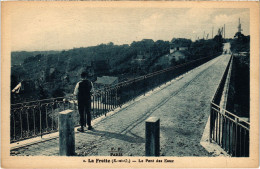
[11,36,223,103]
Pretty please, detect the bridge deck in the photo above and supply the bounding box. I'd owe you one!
[11,54,231,156]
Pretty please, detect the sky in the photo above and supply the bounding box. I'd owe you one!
[9,6,249,51]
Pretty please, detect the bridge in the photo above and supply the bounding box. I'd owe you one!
[10,43,248,156]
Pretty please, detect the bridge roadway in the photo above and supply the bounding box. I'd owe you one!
[11,53,231,156]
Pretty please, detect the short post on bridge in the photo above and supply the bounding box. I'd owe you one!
[59,109,75,156]
[145,117,160,156]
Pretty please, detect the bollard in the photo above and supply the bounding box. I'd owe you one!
[59,109,75,156]
[145,117,160,156]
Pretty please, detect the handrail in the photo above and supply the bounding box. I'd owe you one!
[211,102,250,126]
[12,56,210,107]
[209,53,250,157]
[211,104,249,130]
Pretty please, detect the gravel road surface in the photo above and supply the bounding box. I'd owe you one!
[75,53,231,156]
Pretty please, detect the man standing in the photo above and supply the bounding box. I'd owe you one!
[74,72,94,132]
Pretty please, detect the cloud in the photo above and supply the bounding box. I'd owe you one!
[136,13,165,39]
[213,14,232,26]
[212,10,249,38]
[140,13,164,27]
[9,7,249,51]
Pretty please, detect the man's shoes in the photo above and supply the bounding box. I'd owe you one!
[88,126,93,130]
[77,127,84,132]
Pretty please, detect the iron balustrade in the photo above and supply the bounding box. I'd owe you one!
[11,96,77,143]
[210,103,249,156]
[210,54,250,157]
[11,55,215,143]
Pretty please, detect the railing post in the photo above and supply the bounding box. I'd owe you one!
[143,76,146,96]
[209,104,212,143]
[59,109,75,156]
[45,106,48,132]
[102,92,105,116]
[13,112,16,140]
[39,104,42,138]
[234,117,239,156]
[19,111,23,139]
[26,109,30,137]
[33,109,36,136]
[145,117,160,156]
[115,88,118,107]
[133,78,136,101]
[105,90,107,112]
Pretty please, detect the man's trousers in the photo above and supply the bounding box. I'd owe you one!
[78,100,91,127]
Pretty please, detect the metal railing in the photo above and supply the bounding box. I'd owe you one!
[210,103,249,156]
[11,55,215,143]
[11,96,77,143]
[210,55,250,157]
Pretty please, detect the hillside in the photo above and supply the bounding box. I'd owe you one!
[11,37,223,104]
[11,51,61,66]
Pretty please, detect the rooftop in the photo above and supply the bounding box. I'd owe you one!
[95,76,118,85]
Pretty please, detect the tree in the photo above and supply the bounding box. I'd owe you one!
[39,86,48,100]
[171,38,192,48]
[52,88,65,98]
[11,75,19,90]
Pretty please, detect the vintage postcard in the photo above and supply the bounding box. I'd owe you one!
[1,1,259,168]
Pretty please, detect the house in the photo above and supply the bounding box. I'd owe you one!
[169,50,190,63]
[94,76,118,89]
[132,51,147,65]
[130,50,150,74]
[170,43,189,54]
[172,51,186,61]
[169,38,191,54]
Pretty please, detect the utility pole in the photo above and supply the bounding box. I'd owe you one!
[238,18,243,33]
[224,24,225,38]
[212,27,214,39]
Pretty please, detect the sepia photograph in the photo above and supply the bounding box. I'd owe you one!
[1,1,259,168]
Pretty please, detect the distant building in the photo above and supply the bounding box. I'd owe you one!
[171,51,186,61]
[169,50,190,63]
[131,51,149,75]
[94,76,118,89]
[170,43,189,54]
[169,38,191,54]
[132,51,148,64]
